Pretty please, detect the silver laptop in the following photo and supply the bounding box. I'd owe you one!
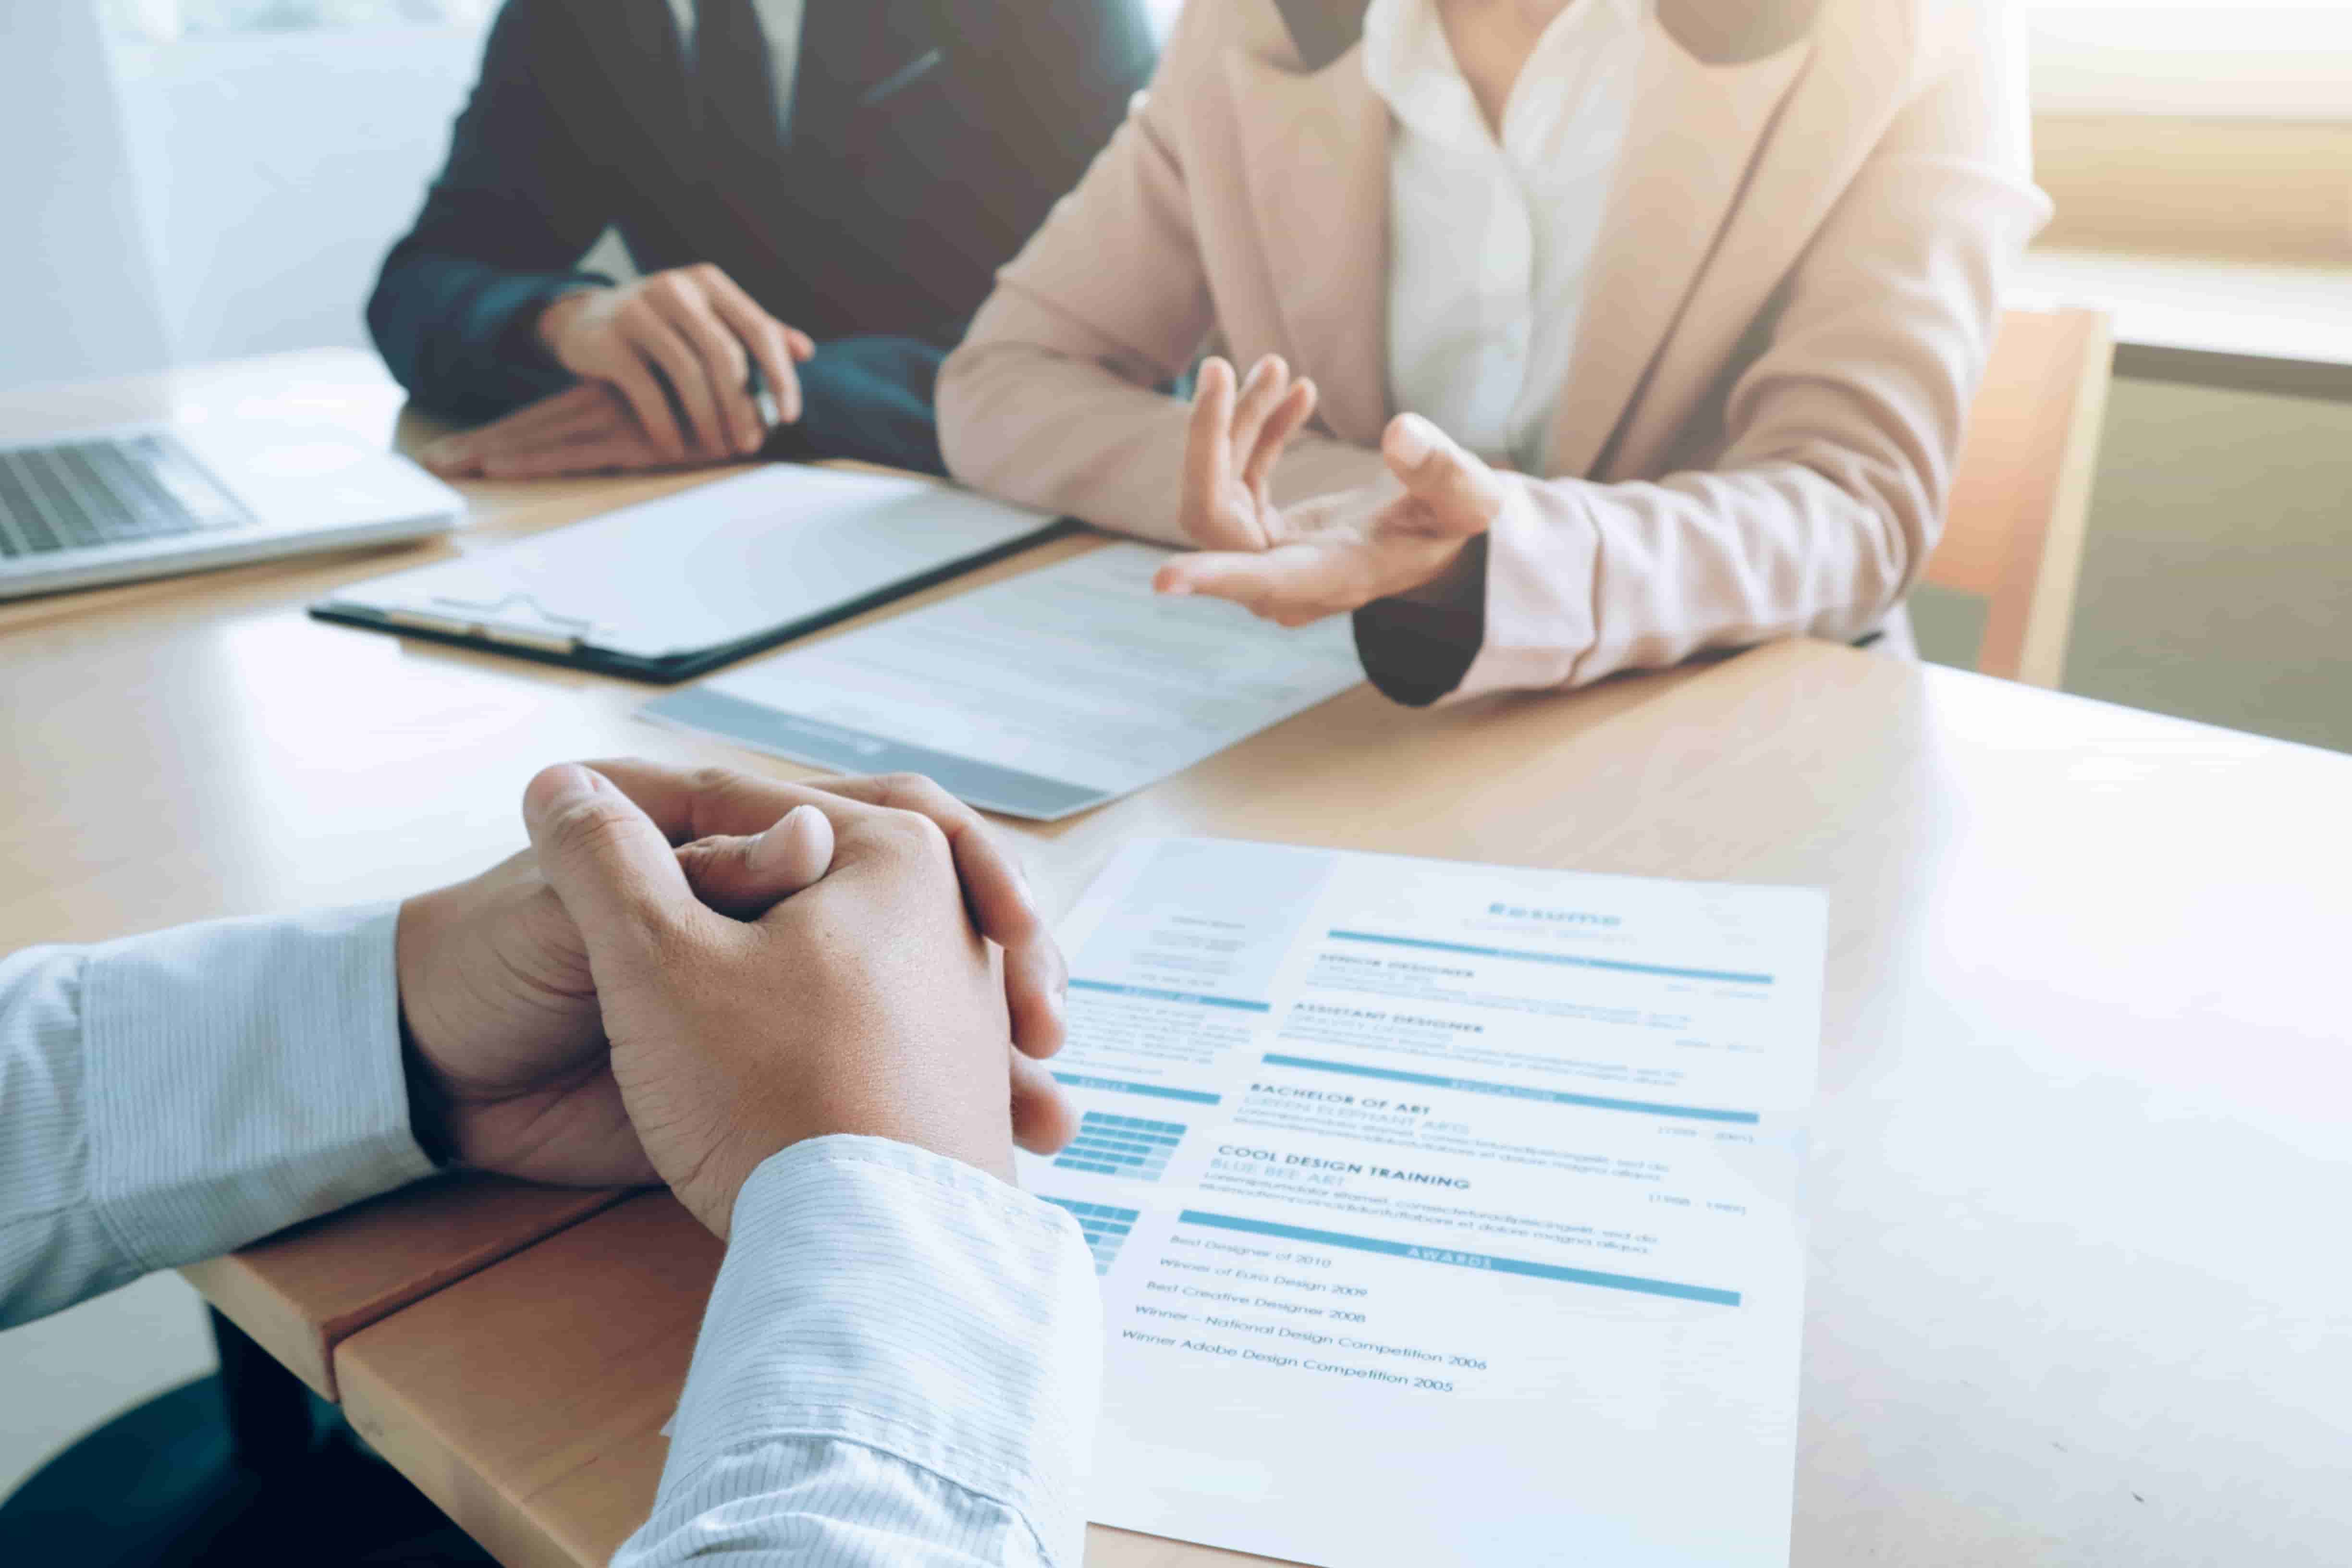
[0,420,462,600]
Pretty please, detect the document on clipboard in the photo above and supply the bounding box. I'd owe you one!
[308,465,1062,682]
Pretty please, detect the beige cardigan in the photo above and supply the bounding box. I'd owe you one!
[939,0,2050,703]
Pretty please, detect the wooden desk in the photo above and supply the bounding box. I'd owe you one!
[331,638,2352,1568]
[9,353,2350,1565]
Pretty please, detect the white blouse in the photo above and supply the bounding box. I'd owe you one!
[1361,0,1649,472]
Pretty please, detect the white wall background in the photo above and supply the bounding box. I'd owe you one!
[0,0,175,389]
[3,6,490,393]
[111,24,487,369]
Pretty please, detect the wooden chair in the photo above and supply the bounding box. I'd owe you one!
[1928,306,2115,687]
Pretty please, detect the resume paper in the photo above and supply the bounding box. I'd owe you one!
[1023,838,1827,1567]
[640,542,1364,820]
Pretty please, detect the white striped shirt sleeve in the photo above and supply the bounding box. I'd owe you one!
[0,905,434,1328]
[1,910,1104,1567]
[616,1136,1104,1568]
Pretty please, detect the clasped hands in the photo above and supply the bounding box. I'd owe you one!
[1152,355,1512,625]
[396,759,1070,1237]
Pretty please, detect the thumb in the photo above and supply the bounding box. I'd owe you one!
[522,763,701,967]
[1382,414,1507,536]
[1011,1048,1078,1157]
[419,435,478,476]
[674,803,837,919]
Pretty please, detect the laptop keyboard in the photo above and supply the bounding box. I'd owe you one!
[0,434,253,558]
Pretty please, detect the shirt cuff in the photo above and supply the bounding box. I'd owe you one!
[81,903,435,1274]
[1352,535,1491,707]
[661,1136,1103,1567]
[1354,477,1605,704]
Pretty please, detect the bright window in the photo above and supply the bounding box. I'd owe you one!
[2029,1,2352,118]
[2029,0,2348,49]
[1143,0,1185,46]
[101,0,493,42]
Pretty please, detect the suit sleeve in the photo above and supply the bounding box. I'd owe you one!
[937,1,1393,549]
[366,0,619,422]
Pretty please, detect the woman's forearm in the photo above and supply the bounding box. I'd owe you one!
[940,291,1391,547]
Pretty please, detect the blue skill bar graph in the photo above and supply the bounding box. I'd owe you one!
[1042,1199,1141,1274]
[1054,1111,1186,1180]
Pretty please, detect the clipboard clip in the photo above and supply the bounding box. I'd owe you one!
[380,591,603,654]
[430,591,599,632]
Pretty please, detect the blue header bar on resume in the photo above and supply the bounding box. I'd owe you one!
[1327,929,1773,986]
[1260,1054,1759,1125]
[1052,1070,1224,1106]
[1177,1211,1740,1307]
[1070,978,1273,1012]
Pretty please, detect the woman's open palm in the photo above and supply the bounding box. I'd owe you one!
[1163,355,1508,625]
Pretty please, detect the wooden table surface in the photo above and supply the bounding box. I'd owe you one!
[6,351,2348,1566]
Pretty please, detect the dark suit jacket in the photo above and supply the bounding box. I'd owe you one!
[367,0,1156,469]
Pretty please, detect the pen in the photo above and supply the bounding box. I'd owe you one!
[746,362,782,430]
[858,47,944,110]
